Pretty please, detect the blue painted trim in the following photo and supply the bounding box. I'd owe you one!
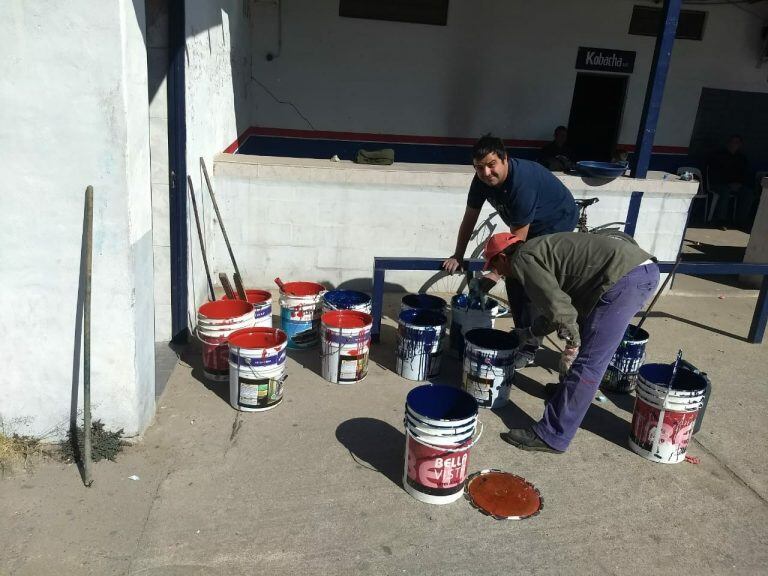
[748,276,768,344]
[371,268,385,343]
[630,0,682,179]
[624,191,644,236]
[168,0,188,342]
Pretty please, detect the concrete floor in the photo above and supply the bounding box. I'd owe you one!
[1,292,767,576]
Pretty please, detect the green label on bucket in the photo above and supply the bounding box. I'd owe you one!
[238,376,283,408]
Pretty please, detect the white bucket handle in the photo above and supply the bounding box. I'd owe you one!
[406,421,484,453]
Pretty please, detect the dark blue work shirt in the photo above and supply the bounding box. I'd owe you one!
[467,158,578,238]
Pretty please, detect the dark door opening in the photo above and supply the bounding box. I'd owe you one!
[567,73,628,162]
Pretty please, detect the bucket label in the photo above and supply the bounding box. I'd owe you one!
[238,376,284,409]
[229,349,287,367]
[462,373,496,408]
[338,351,369,383]
[254,305,272,319]
[406,435,469,490]
[630,398,697,462]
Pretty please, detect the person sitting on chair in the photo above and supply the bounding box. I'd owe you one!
[707,135,754,230]
[538,126,575,172]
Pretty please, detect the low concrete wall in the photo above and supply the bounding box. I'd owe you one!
[209,154,697,301]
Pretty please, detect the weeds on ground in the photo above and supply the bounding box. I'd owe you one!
[61,420,125,464]
[0,417,52,477]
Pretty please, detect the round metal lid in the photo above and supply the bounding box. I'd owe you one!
[464,469,543,520]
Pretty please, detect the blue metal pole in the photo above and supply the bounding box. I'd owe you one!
[371,267,385,343]
[748,276,768,344]
[630,0,682,179]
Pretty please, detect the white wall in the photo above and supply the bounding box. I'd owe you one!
[0,0,155,438]
[185,0,253,319]
[247,0,768,147]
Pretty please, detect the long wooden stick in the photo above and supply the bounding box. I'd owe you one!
[636,256,682,331]
[83,186,94,487]
[200,158,246,300]
[187,176,215,301]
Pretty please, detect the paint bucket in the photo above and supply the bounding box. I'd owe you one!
[403,385,480,505]
[320,310,372,384]
[227,327,287,412]
[462,328,518,409]
[279,281,326,349]
[322,290,372,314]
[400,294,447,314]
[395,309,447,381]
[629,363,708,464]
[601,325,649,393]
[196,300,256,382]
[222,289,273,327]
[449,294,502,358]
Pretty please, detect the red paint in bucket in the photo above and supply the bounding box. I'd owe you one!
[405,432,471,495]
[321,310,373,329]
[222,289,271,305]
[199,299,253,320]
[281,281,325,297]
[228,327,287,349]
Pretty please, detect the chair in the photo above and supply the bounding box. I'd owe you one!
[704,165,742,224]
[676,167,709,222]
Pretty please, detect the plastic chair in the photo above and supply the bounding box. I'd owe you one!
[677,167,709,222]
[704,166,741,223]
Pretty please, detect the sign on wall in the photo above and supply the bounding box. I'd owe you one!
[576,47,635,74]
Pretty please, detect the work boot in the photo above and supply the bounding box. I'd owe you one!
[544,382,561,399]
[500,428,563,454]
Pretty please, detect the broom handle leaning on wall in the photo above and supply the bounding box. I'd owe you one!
[187,176,216,301]
[635,256,682,332]
[200,158,247,300]
[83,186,94,487]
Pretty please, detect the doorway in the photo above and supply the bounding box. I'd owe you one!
[567,73,628,162]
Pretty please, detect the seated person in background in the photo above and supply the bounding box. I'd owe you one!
[611,146,629,164]
[707,135,754,229]
[538,126,574,172]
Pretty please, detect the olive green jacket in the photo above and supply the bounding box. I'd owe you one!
[507,231,653,346]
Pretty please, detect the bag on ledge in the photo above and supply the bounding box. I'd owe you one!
[354,148,395,165]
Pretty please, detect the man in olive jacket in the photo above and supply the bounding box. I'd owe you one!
[483,230,659,453]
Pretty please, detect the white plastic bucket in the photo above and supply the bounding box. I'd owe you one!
[227,327,288,412]
[449,294,503,358]
[196,300,256,382]
[320,310,372,384]
[601,325,649,393]
[395,309,447,381]
[403,385,480,505]
[222,289,273,327]
[629,363,707,464]
[321,290,372,314]
[462,328,518,409]
[278,281,326,349]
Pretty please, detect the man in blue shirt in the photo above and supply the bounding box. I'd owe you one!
[443,134,578,366]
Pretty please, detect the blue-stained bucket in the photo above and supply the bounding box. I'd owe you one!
[462,328,518,409]
[322,290,372,314]
[401,294,447,314]
[601,325,649,393]
[449,294,501,358]
[396,309,447,381]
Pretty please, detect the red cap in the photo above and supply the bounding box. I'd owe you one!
[483,232,523,270]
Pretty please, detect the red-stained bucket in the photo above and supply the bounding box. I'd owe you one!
[222,289,273,328]
[320,310,372,384]
[196,300,255,382]
[403,385,480,505]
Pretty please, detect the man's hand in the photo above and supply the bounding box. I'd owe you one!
[442,256,463,273]
[558,344,580,379]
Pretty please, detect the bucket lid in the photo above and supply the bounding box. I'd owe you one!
[464,328,518,350]
[402,293,447,311]
[198,299,254,320]
[322,310,372,329]
[464,469,543,520]
[398,308,447,327]
[281,281,325,297]
[323,290,371,307]
[406,385,477,422]
[222,289,271,304]
[228,327,287,349]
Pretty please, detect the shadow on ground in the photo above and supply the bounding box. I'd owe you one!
[336,418,405,487]
[182,344,231,406]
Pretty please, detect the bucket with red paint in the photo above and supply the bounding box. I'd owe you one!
[629,362,707,464]
[403,385,480,505]
[222,289,273,327]
[321,310,372,384]
[279,281,326,349]
[228,327,287,412]
[196,300,256,381]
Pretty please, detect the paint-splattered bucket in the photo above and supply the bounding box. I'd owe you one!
[196,300,256,381]
[227,327,287,412]
[449,294,502,358]
[629,363,707,464]
[395,309,447,381]
[601,325,649,393]
[279,282,326,349]
[321,310,372,384]
[462,328,518,409]
[403,385,480,505]
[322,290,372,314]
[222,289,273,327]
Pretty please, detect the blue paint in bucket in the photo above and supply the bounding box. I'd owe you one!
[601,324,649,393]
[322,290,372,312]
[401,294,447,313]
[406,384,478,423]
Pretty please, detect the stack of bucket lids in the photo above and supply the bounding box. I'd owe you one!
[464,469,543,520]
